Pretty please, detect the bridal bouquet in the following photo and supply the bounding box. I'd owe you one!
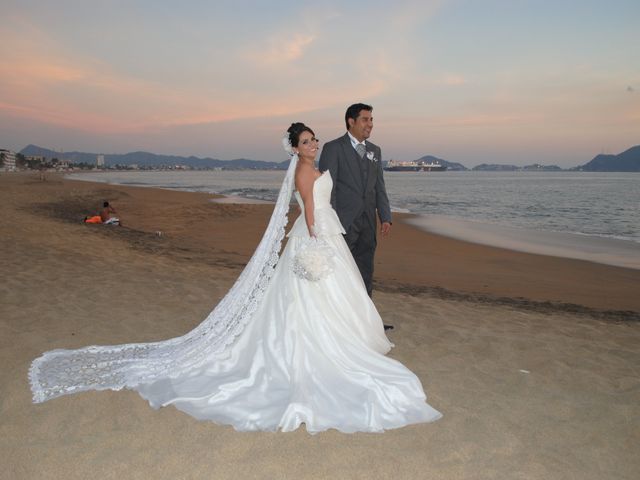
[292,237,335,281]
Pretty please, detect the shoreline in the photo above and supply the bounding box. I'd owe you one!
[407,214,640,271]
[65,171,640,270]
[377,211,640,315]
[6,171,639,314]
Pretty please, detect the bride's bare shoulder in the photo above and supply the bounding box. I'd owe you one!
[295,163,318,193]
[295,162,318,177]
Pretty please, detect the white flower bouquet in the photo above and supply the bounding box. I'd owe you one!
[292,237,335,281]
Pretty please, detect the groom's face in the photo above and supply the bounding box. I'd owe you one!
[348,110,373,142]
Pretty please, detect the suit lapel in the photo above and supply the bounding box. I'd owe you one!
[340,134,365,191]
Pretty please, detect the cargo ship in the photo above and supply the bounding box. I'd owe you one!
[383,159,447,172]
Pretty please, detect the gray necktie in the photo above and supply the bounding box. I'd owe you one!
[355,143,367,184]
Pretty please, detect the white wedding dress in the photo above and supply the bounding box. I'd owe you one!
[30,165,442,433]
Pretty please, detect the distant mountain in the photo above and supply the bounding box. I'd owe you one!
[576,145,640,172]
[19,145,289,170]
[414,155,468,171]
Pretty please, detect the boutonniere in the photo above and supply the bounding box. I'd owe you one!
[366,151,377,163]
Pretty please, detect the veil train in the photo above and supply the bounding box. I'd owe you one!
[30,154,300,403]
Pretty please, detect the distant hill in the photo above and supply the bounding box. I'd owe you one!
[414,155,468,171]
[576,145,640,172]
[26,143,639,172]
[19,145,289,170]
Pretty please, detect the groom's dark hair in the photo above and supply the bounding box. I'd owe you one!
[345,103,373,130]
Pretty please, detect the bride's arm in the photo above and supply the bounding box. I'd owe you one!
[295,167,316,237]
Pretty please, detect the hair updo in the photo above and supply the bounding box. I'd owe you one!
[287,122,315,148]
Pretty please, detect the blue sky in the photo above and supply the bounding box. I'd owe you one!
[1,0,638,167]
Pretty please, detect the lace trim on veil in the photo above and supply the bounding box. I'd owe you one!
[29,154,299,403]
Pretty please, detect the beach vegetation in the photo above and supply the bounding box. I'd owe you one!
[15,153,27,168]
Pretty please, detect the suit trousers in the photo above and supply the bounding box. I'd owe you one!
[343,211,377,297]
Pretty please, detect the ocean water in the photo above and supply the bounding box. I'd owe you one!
[68,170,640,269]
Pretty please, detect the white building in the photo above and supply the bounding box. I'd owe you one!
[57,158,71,169]
[97,154,105,167]
[0,149,17,171]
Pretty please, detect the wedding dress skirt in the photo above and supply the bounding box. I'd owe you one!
[31,170,441,433]
[136,171,441,432]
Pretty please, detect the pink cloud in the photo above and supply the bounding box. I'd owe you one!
[260,34,316,64]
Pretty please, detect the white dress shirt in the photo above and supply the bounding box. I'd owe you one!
[347,131,366,151]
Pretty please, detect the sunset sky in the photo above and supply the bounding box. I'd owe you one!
[1,0,638,167]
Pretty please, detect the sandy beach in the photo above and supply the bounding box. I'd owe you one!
[1,171,639,480]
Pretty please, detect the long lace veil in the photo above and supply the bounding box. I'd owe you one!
[30,153,299,403]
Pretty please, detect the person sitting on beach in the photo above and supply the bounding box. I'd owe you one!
[100,201,120,225]
[84,201,121,225]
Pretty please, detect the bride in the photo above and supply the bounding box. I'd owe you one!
[29,122,442,433]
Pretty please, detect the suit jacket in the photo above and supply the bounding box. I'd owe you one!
[318,133,392,232]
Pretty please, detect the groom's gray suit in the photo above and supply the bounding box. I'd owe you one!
[319,133,392,297]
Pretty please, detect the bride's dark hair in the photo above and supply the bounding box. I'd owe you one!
[287,122,315,148]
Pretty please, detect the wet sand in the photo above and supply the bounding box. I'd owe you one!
[407,213,640,270]
[1,172,639,480]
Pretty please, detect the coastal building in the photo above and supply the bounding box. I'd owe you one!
[97,154,105,167]
[27,155,46,164]
[0,149,17,171]
[384,158,447,172]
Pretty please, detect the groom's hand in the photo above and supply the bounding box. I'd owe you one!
[380,222,391,237]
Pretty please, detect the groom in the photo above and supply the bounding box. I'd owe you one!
[319,103,393,329]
